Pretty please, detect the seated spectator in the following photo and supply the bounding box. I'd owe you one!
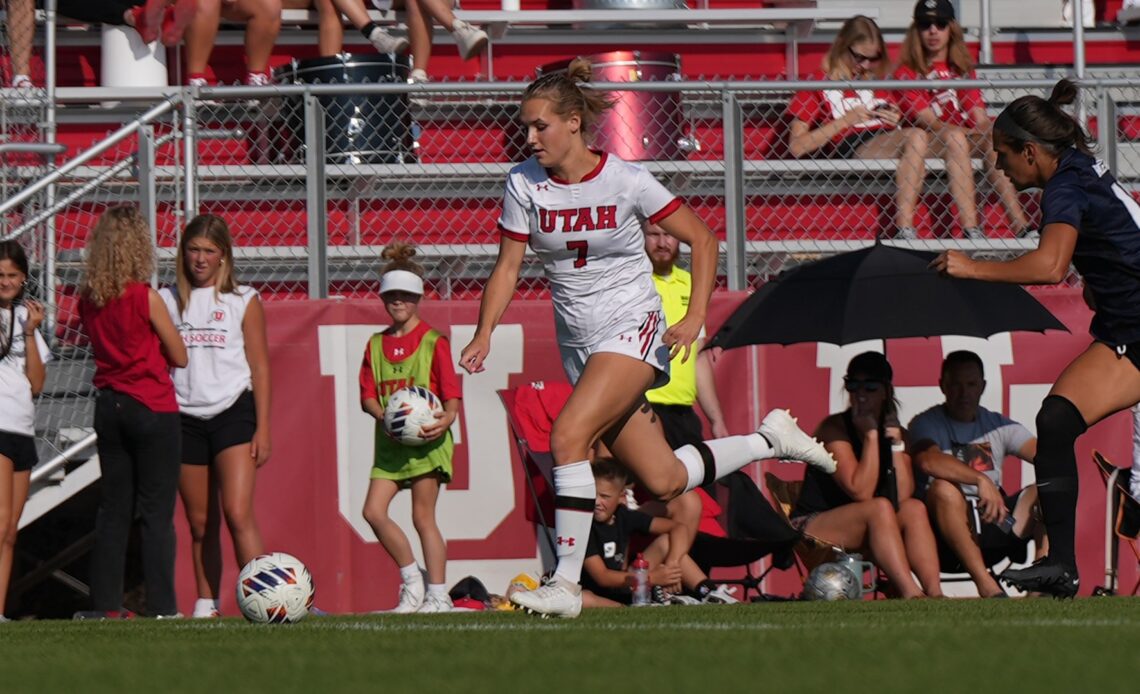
[6,0,34,87]
[791,351,943,598]
[908,350,1044,597]
[786,15,928,241]
[282,0,344,57]
[183,0,282,86]
[581,459,736,607]
[328,0,487,82]
[895,0,1033,240]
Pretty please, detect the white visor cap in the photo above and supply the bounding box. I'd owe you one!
[379,269,424,296]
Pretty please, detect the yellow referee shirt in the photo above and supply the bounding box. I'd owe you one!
[647,267,703,406]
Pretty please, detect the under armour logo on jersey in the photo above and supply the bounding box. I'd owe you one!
[619,335,633,343]
[536,183,550,191]
[555,536,576,547]
[393,348,406,356]
[537,205,618,233]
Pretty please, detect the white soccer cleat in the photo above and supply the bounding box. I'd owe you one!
[702,584,739,605]
[759,408,836,474]
[368,26,410,55]
[390,580,425,614]
[417,593,453,614]
[450,20,488,60]
[509,575,582,618]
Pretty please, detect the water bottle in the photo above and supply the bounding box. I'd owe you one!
[997,513,1016,534]
[630,553,651,606]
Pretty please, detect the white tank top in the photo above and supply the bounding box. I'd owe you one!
[161,285,258,419]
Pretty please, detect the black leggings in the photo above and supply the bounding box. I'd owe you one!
[48,0,139,26]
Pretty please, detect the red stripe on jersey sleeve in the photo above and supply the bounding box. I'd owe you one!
[498,223,529,243]
[648,198,683,225]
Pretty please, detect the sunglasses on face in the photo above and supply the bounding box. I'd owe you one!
[848,47,883,65]
[844,378,883,393]
[917,18,950,31]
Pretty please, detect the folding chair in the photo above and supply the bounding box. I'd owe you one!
[763,472,846,576]
[1091,450,1140,596]
[497,387,558,560]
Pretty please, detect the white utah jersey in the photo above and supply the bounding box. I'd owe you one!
[497,152,681,347]
[161,285,258,418]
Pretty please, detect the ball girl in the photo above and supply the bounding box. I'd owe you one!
[79,206,187,618]
[161,214,271,618]
[359,242,461,613]
[0,241,49,621]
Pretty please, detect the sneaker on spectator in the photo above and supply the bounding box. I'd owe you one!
[962,226,986,240]
[73,609,134,621]
[390,579,425,614]
[667,593,701,606]
[192,607,221,618]
[154,612,184,620]
[509,574,582,618]
[187,76,210,89]
[894,226,918,241]
[1000,557,1079,598]
[450,20,488,60]
[408,68,429,84]
[368,26,410,55]
[10,74,34,90]
[1015,226,1040,240]
[130,0,165,44]
[758,408,836,474]
[417,593,453,614]
[702,585,740,604]
[162,0,198,47]
[0,615,9,623]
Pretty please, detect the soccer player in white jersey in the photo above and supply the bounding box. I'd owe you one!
[162,215,272,618]
[459,58,837,618]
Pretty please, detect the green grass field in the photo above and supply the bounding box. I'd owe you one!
[3,599,1139,693]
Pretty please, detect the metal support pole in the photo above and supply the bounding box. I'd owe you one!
[304,92,328,299]
[979,0,993,65]
[722,91,746,291]
[44,0,59,341]
[1074,9,1086,79]
[138,124,158,287]
[182,95,198,219]
[1097,88,1117,175]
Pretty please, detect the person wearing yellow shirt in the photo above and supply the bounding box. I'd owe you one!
[644,223,728,448]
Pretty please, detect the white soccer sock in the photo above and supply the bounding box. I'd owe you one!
[426,583,448,598]
[1131,405,1140,500]
[551,460,595,585]
[678,435,772,493]
[399,562,422,585]
[193,598,219,617]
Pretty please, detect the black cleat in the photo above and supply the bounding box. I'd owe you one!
[1001,557,1080,598]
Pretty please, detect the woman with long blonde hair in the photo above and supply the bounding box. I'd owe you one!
[895,0,1032,239]
[786,15,929,240]
[79,206,187,618]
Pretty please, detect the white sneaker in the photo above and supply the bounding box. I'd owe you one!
[450,20,488,60]
[509,575,582,618]
[408,68,429,84]
[192,607,221,618]
[759,409,836,474]
[702,584,739,604]
[417,593,453,613]
[391,580,425,614]
[667,593,701,606]
[962,226,986,240]
[894,226,918,240]
[369,26,410,55]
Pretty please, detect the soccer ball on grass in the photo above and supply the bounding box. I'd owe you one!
[236,552,315,623]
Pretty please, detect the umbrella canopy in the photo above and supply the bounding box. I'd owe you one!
[708,242,1068,350]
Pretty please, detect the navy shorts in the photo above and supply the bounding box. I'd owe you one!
[0,430,37,472]
[935,488,1031,572]
[180,391,257,466]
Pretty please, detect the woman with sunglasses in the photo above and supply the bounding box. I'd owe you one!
[787,15,929,241]
[791,352,944,598]
[895,0,1032,240]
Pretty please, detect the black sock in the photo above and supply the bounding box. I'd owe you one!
[1034,395,1087,566]
[693,580,716,599]
[361,21,380,40]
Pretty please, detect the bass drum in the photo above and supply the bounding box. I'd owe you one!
[536,51,685,161]
[269,54,416,165]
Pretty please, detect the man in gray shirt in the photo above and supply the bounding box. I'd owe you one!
[908,351,1042,597]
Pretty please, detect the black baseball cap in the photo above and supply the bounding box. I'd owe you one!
[914,0,955,22]
[846,351,893,384]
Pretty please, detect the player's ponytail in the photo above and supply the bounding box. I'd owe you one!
[994,78,1094,155]
[523,56,616,137]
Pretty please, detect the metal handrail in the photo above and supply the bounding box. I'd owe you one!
[30,432,97,484]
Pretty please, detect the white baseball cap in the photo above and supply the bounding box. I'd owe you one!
[379,269,424,296]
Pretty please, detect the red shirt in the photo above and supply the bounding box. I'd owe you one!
[358,320,461,403]
[894,62,985,128]
[80,282,178,412]
[511,381,574,454]
[786,73,897,145]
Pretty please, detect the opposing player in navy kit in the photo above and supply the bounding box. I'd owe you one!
[932,79,1140,597]
[162,215,271,618]
[460,57,836,618]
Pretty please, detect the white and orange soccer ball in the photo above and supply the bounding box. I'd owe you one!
[383,386,444,447]
[236,552,315,623]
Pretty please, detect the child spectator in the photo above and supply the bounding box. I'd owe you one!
[161,215,271,618]
[786,15,929,240]
[0,241,49,622]
[895,0,1033,239]
[183,0,282,86]
[79,206,188,618]
[359,242,461,613]
[581,458,737,607]
[327,0,487,82]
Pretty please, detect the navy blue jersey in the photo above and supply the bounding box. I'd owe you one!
[1041,148,1140,343]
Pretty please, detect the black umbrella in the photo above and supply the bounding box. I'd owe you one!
[708,242,1068,350]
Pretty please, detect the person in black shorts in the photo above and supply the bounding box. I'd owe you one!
[932,78,1140,597]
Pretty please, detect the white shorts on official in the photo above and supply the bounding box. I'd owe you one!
[559,310,671,389]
